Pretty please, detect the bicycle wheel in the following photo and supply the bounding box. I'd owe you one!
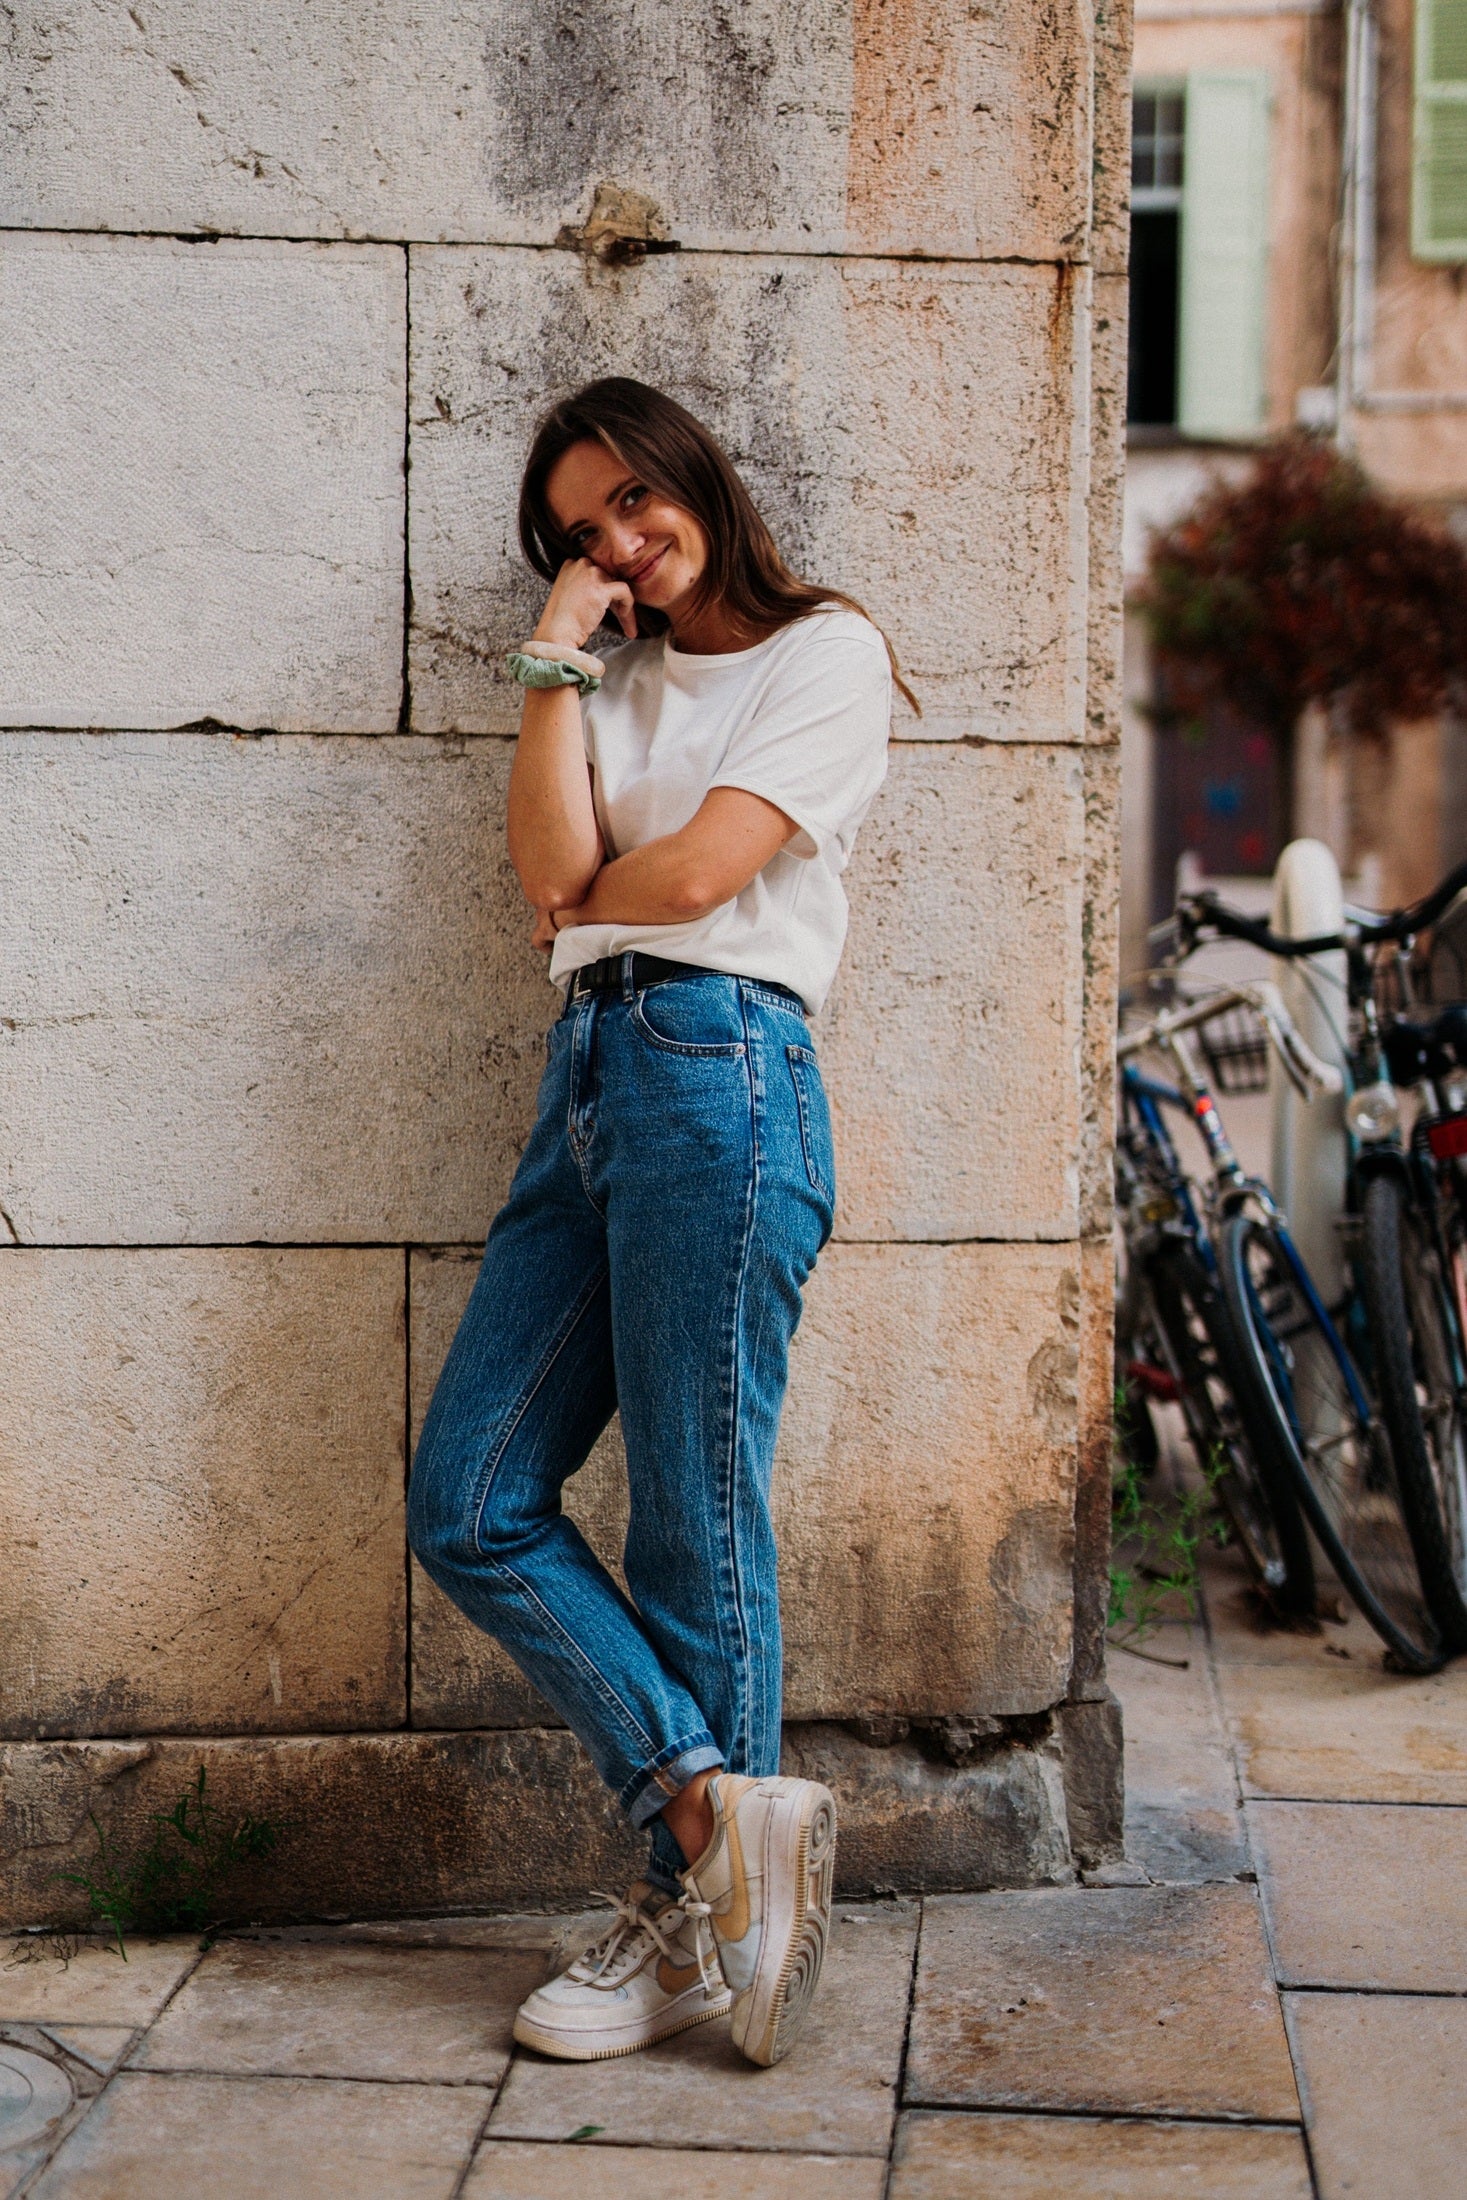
[1218,1211,1443,1671]
[1145,1239,1314,1611]
[1361,1173,1467,1649]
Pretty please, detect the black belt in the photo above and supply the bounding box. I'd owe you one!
[567,954,802,1010]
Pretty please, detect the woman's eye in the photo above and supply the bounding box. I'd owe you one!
[622,486,646,511]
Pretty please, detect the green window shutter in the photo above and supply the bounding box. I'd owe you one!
[1415,0,1467,262]
[1178,71,1272,439]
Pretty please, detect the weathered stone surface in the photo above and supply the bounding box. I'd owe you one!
[889,2108,1312,2199]
[1091,1,1134,279]
[1070,1237,1116,1690]
[29,2071,490,2200]
[411,1241,1080,1725]
[1284,1991,1467,2200]
[1110,1628,1248,1884]
[0,1250,405,1739]
[1052,1693,1123,1867]
[821,746,1085,1242]
[907,1885,1299,2120]
[0,734,549,1246]
[0,1939,198,2027]
[1086,272,1130,746]
[0,234,403,733]
[0,737,1081,1249]
[134,1939,543,2082]
[1213,1654,1467,1804]
[0,4,1092,262]
[409,250,1090,743]
[1249,1800,1467,1990]
[782,1725,1073,1894]
[1079,750,1121,1242]
[0,1733,646,1930]
[464,2145,886,2199]
[488,1905,915,2156]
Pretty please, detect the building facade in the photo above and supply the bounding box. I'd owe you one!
[0,2,1129,1921]
[1123,0,1467,979]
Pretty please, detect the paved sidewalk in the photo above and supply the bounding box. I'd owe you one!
[4,1535,1465,2196]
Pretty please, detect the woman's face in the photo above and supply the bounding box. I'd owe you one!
[545,439,708,621]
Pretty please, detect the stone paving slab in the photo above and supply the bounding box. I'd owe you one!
[232,1914,573,1952]
[36,2023,135,2076]
[906,1886,1299,2121]
[1249,1800,1467,1990]
[487,1907,916,2157]
[888,2108,1314,2198]
[461,2139,888,2198]
[1285,1990,1467,2200]
[1214,1658,1467,1803]
[1108,1626,1247,1881]
[133,1939,544,2084]
[0,1936,197,2026]
[28,2069,491,2199]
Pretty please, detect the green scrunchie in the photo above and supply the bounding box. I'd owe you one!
[504,651,602,695]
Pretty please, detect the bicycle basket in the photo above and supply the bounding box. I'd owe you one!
[1197,1002,1270,1094]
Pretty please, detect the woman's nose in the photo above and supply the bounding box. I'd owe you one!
[604,518,646,570]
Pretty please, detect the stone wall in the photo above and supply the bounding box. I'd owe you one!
[0,0,1129,1920]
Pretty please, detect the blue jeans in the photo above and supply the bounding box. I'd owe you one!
[408,962,835,1892]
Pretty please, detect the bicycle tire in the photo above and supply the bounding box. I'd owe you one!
[1217,1210,1443,1671]
[1360,1173,1467,1649]
[1147,1239,1314,1611]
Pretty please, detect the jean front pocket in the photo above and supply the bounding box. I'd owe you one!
[786,1044,835,1202]
[631,977,747,1057]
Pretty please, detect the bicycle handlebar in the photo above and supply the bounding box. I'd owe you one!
[1178,852,1467,959]
[1118,982,1343,1101]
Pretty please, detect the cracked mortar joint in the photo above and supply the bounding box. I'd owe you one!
[555,180,681,266]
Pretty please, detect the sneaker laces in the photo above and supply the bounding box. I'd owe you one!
[572,1887,719,1996]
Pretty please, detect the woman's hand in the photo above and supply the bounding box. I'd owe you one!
[533,557,637,649]
[531,908,558,953]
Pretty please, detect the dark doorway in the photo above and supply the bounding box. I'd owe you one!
[1128,210,1181,425]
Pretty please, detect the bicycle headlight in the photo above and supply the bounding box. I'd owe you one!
[1345,1080,1401,1143]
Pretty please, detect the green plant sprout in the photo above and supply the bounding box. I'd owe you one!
[59,1768,278,1958]
[1109,1408,1230,1650]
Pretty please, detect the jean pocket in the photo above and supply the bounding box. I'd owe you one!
[786,1045,835,1201]
[631,979,747,1057]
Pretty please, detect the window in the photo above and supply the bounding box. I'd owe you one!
[1128,88,1185,424]
[1127,75,1272,439]
[1414,0,1467,261]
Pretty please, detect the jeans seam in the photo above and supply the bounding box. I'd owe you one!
[718,989,762,1772]
[630,992,746,1057]
[492,1561,662,1763]
[469,1260,609,1555]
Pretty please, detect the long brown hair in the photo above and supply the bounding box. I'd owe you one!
[518,377,918,713]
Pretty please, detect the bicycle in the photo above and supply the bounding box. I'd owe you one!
[1177,861,1467,1668]
[1115,979,1337,1615]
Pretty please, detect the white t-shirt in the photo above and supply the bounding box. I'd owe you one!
[548,608,891,1015]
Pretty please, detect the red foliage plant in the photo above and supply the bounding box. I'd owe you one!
[1141,435,1467,739]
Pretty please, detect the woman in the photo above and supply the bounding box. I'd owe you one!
[409,377,904,2069]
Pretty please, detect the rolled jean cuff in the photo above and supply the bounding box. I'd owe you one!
[622,1735,724,1830]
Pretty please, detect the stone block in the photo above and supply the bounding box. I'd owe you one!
[0,4,1092,262]
[0,234,403,732]
[821,745,1085,1242]
[781,1726,1073,1894]
[487,1905,916,2156]
[1109,1626,1248,1884]
[907,1884,1299,2121]
[0,1250,405,1738]
[1086,271,1130,745]
[465,2146,886,2200]
[1091,0,1135,279]
[1052,1693,1123,1868]
[0,733,550,1246]
[409,1240,1080,1727]
[30,2070,490,2200]
[889,2108,1312,2200]
[133,1938,544,2083]
[1078,746,1121,1242]
[1284,1991,1467,2200]
[1248,1799,1467,1991]
[1070,1237,1116,1691]
[409,249,1090,743]
[0,1940,199,2028]
[0,736,1080,1249]
[1,1726,1081,1929]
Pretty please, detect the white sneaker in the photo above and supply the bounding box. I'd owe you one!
[679,1772,837,2068]
[511,1881,731,2061]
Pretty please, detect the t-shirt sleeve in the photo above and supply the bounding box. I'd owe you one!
[709,625,892,864]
